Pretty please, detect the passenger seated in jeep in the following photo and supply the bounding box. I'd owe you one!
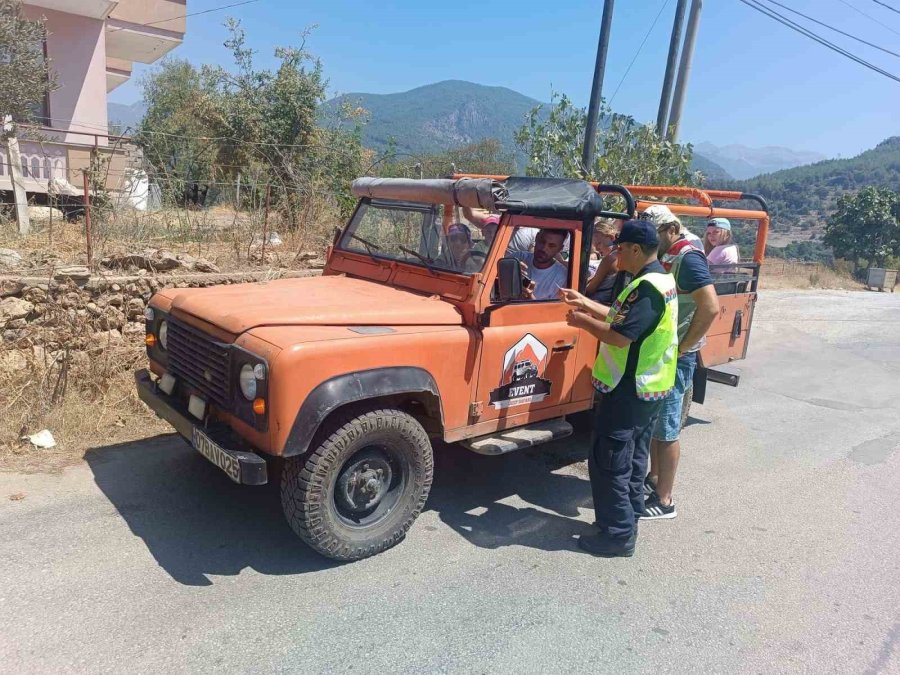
[507,228,569,300]
[447,223,482,273]
[584,218,621,304]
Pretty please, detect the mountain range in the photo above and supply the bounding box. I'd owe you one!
[113,80,824,180]
[112,80,900,257]
[696,142,825,180]
[323,80,538,159]
[320,80,824,179]
[717,136,900,241]
[107,101,147,131]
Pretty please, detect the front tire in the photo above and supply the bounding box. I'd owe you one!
[281,408,434,561]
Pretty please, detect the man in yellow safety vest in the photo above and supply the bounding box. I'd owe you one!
[559,220,678,557]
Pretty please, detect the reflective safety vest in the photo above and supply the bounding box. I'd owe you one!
[660,237,707,352]
[591,272,679,401]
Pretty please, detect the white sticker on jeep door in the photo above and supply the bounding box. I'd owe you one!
[489,333,553,409]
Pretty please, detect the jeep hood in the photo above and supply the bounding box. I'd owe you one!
[168,275,464,333]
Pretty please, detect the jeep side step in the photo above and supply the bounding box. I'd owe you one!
[460,418,574,456]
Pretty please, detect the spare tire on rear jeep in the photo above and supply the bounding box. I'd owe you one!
[281,407,434,561]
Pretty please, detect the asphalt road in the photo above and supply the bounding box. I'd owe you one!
[2,289,899,674]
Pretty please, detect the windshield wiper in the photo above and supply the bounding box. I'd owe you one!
[350,233,381,255]
[398,245,438,274]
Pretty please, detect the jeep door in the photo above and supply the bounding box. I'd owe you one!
[470,217,587,429]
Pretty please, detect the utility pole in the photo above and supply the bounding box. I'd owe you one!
[3,118,31,235]
[656,0,688,137]
[667,0,703,142]
[582,0,615,178]
[82,170,92,269]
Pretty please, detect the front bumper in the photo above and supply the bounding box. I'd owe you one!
[135,369,268,485]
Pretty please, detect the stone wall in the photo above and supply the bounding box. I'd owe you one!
[0,270,320,354]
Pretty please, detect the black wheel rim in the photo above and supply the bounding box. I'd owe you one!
[333,446,407,528]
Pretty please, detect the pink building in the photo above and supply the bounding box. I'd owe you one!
[1,1,186,196]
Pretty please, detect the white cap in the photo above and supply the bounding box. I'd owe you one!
[640,204,681,227]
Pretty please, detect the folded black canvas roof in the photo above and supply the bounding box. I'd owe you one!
[501,176,606,220]
[350,176,607,220]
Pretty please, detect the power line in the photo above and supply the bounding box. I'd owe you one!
[837,0,900,37]
[608,0,672,106]
[759,0,900,58]
[107,0,261,32]
[871,0,900,16]
[737,0,900,84]
[132,126,344,151]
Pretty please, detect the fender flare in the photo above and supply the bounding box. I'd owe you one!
[282,367,443,457]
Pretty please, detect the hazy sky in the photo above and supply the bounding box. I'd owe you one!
[110,0,900,157]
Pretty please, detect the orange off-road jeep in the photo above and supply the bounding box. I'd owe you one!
[136,176,769,561]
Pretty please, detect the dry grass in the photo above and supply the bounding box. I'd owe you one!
[759,262,862,291]
[0,337,170,474]
[0,201,338,274]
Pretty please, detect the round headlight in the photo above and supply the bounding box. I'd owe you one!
[144,307,155,322]
[239,364,257,400]
[158,320,168,350]
[253,363,266,380]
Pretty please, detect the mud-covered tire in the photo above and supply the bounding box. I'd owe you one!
[281,408,434,561]
[680,384,693,431]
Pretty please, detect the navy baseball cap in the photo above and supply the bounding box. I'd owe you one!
[614,219,659,247]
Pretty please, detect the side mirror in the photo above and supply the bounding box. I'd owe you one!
[497,257,523,302]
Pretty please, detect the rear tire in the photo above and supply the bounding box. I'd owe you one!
[281,408,434,561]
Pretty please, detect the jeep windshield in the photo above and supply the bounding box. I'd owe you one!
[339,198,488,276]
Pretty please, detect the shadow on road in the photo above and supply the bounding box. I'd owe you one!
[86,432,594,586]
[428,439,595,553]
[86,435,338,586]
[684,415,711,429]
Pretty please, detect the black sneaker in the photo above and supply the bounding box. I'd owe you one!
[577,532,636,557]
[640,495,677,520]
[643,477,658,498]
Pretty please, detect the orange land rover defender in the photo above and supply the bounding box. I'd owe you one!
[136,176,769,561]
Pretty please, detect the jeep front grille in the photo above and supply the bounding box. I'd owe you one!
[166,318,231,408]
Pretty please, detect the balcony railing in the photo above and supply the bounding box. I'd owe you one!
[2,125,137,195]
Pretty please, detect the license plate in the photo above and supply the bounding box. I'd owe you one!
[192,427,241,483]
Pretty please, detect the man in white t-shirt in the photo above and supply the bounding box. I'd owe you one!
[508,229,569,300]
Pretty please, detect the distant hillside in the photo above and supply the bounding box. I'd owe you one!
[326,80,834,184]
[695,142,826,180]
[323,80,545,157]
[108,101,147,131]
[692,153,732,181]
[710,137,900,244]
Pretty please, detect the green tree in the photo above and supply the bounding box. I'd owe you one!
[137,20,365,220]
[138,58,211,190]
[823,186,900,268]
[514,93,697,186]
[0,0,56,134]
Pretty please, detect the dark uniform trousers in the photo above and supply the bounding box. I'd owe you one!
[590,382,662,541]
